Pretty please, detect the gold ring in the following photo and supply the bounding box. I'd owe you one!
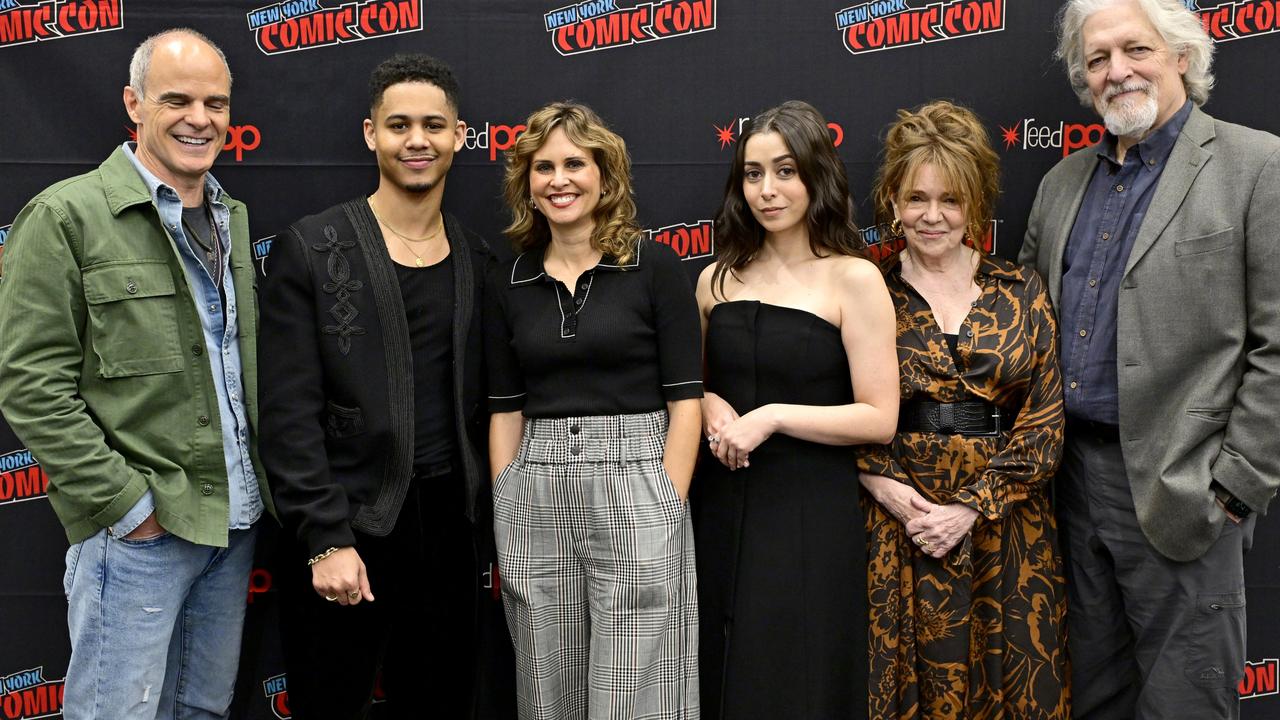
[348,590,360,599]
[324,595,339,602]
[915,536,929,548]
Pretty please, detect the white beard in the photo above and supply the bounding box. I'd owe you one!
[1097,81,1160,139]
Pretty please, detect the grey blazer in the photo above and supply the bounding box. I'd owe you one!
[1020,106,1280,561]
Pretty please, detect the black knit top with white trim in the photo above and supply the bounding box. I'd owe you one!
[484,238,703,417]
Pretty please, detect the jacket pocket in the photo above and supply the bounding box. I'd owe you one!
[82,260,184,378]
[324,401,366,439]
[1174,228,1235,257]
[1186,407,1232,424]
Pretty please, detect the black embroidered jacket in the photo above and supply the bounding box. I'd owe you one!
[259,198,493,558]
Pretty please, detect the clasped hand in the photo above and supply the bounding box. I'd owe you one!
[702,392,771,470]
[862,473,978,559]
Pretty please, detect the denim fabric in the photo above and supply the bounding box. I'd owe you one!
[1058,101,1192,424]
[122,143,263,530]
[62,525,257,720]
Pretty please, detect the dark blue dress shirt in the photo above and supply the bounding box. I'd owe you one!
[1059,101,1193,424]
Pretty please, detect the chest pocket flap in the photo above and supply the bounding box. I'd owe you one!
[82,260,185,377]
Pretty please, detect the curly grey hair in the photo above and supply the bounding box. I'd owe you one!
[1055,0,1214,107]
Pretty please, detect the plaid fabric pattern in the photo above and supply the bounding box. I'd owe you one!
[494,410,699,719]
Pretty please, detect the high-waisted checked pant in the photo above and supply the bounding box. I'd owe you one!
[493,410,699,719]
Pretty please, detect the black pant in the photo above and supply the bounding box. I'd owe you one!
[277,470,478,719]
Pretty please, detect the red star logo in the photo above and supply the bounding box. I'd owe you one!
[714,121,736,149]
[999,121,1020,150]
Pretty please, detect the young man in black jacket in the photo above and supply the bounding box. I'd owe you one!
[259,53,497,719]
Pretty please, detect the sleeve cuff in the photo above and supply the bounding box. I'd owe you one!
[110,490,156,537]
[661,380,704,402]
[487,392,526,414]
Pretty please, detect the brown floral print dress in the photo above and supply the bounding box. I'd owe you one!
[859,253,1070,719]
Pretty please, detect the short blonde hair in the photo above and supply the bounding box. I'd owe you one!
[502,102,641,263]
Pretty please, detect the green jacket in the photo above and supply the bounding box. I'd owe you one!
[0,147,275,546]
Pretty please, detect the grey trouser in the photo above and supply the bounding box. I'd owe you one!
[1057,433,1255,720]
[493,410,699,720]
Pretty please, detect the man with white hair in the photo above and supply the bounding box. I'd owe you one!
[1020,0,1279,716]
[0,29,270,719]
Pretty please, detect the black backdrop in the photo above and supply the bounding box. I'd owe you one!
[1,1,1278,717]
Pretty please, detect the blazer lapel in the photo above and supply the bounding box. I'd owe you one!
[1123,107,1214,276]
[1046,155,1096,307]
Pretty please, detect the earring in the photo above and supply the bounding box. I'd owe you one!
[601,188,608,196]
[529,197,536,209]
[968,222,984,247]
[889,217,903,237]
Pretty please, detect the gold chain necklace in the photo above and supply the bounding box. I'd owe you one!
[369,199,444,267]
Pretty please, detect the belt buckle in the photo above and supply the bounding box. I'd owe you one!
[970,407,1003,437]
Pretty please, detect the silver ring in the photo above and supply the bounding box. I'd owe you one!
[324,595,339,602]
[708,435,720,444]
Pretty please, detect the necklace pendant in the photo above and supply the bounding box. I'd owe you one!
[415,257,424,267]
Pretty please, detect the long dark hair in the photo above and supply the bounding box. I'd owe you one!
[711,100,864,300]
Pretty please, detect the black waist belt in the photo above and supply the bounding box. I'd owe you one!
[898,399,1016,436]
[1065,417,1121,444]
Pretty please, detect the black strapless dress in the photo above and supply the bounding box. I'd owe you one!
[693,301,869,719]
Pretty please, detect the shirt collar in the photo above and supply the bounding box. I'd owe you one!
[122,142,225,207]
[1096,100,1194,171]
[509,241,642,287]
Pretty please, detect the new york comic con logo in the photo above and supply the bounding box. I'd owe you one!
[0,448,49,506]
[246,0,421,55]
[262,672,384,718]
[835,0,1004,54]
[649,221,714,260]
[0,668,64,720]
[0,0,122,48]
[1240,658,1279,700]
[1191,0,1280,41]
[543,0,715,55]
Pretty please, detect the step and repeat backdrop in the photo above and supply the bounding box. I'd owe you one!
[2,1,1279,717]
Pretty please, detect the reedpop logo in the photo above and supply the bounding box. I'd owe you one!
[0,0,123,48]
[997,117,1106,157]
[124,125,261,161]
[713,116,845,149]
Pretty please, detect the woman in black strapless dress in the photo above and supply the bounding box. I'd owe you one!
[692,101,899,719]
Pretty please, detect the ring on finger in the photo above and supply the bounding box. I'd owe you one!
[347,590,360,600]
[324,594,339,602]
[914,535,929,548]
[708,435,719,444]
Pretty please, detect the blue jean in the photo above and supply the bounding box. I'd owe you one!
[61,524,258,720]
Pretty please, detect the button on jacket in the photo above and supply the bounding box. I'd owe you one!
[0,146,274,547]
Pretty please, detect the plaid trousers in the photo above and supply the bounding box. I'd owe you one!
[493,410,699,720]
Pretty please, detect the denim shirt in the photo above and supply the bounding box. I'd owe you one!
[113,143,262,534]
[1059,101,1193,425]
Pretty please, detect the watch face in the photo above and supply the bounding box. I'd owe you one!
[1226,498,1252,518]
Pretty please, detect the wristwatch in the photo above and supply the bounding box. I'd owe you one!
[1211,481,1252,520]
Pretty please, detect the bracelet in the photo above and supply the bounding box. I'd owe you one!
[306,546,341,566]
